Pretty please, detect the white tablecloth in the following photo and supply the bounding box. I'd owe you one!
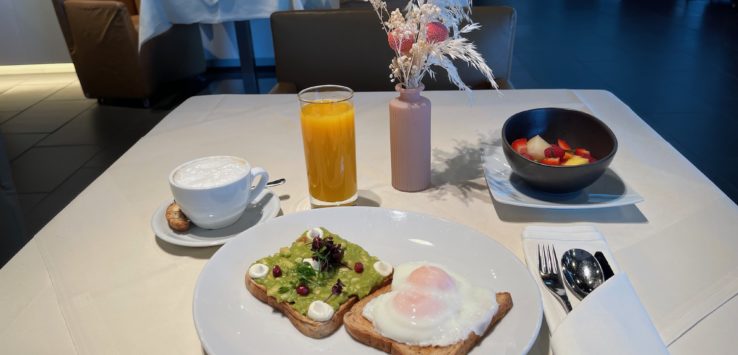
[138,0,339,46]
[1,90,737,354]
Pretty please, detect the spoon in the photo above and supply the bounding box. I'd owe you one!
[266,178,286,187]
[560,248,604,300]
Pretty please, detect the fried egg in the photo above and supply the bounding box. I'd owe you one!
[362,261,498,347]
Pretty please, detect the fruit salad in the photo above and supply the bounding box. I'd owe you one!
[511,135,597,166]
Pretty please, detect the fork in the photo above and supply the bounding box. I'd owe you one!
[538,244,572,313]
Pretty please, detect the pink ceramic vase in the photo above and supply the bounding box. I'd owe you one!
[389,84,431,192]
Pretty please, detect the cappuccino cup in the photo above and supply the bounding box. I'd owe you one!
[169,156,269,229]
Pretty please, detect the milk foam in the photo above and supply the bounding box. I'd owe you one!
[173,157,247,188]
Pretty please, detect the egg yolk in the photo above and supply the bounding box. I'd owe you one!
[391,289,444,319]
[406,265,456,291]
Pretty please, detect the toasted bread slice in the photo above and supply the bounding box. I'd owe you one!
[344,285,513,354]
[245,272,392,339]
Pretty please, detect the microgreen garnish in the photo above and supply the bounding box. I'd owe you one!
[295,262,317,286]
[277,233,347,297]
[310,236,345,272]
[288,262,330,292]
[332,279,344,295]
[324,279,345,302]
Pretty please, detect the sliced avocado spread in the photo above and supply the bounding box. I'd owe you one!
[252,228,384,316]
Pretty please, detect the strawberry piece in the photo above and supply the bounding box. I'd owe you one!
[511,138,528,154]
[521,152,535,161]
[541,157,561,166]
[588,156,598,163]
[544,145,565,158]
[575,148,591,158]
[557,139,571,151]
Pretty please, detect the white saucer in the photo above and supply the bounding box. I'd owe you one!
[483,141,644,209]
[151,189,281,247]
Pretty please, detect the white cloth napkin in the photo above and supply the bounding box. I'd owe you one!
[522,225,668,354]
[551,273,668,355]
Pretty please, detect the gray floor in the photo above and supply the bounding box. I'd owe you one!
[0,72,279,266]
[0,73,171,264]
[1,0,737,267]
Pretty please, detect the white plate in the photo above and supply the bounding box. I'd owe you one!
[151,189,280,247]
[483,141,643,209]
[193,207,542,354]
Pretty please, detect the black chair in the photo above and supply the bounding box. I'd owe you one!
[269,6,516,93]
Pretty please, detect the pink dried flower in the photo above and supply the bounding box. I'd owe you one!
[387,30,414,53]
[368,0,497,93]
[425,22,448,43]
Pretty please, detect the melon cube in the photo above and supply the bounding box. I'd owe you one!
[526,135,551,160]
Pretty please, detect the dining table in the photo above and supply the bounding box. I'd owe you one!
[1,89,737,354]
[137,0,339,93]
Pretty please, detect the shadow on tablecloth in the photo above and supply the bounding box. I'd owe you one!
[429,134,494,205]
[156,238,221,259]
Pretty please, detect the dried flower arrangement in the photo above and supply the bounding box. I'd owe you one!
[368,0,497,92]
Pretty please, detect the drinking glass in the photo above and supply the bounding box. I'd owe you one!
[298,85,357,207]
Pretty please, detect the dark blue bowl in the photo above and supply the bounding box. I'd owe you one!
[501,108,618,193]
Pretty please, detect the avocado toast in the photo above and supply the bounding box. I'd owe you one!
[245,227,393,338]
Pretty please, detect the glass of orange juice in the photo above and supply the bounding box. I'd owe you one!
[298,85,357,207]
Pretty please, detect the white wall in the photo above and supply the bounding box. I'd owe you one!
[0,0,71,65]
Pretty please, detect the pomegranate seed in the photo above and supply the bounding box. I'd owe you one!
[296,284,309,296]
[354,262,364,273]
[272,265,282,278]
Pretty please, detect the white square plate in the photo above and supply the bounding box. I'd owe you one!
[483,140,643,209]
